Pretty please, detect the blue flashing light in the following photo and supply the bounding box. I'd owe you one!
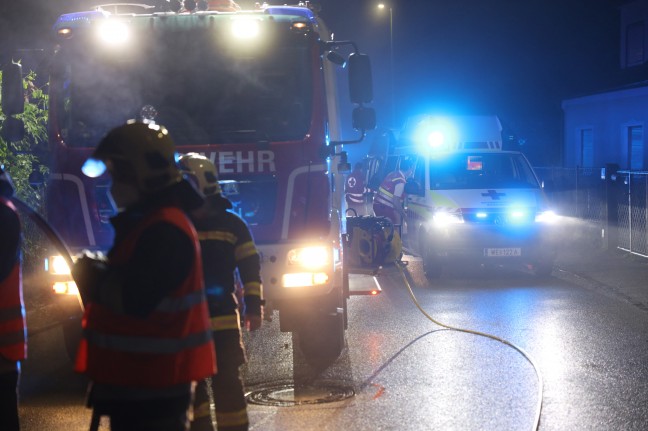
[427,131,445,149]
[264,6,317,23]
[81,158,107,178]
[412,116,459,154]
[476,212,488,219]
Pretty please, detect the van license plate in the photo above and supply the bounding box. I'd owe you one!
[485,248,521,257]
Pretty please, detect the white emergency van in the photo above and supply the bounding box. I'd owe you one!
[391,115,559,278]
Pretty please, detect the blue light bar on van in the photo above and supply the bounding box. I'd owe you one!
[82,158,107,178]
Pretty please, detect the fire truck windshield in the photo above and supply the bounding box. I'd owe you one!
[429,152,540,190]
[51,23,313,147]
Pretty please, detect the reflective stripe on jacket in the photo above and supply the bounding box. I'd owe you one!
[193,206,263,319]
[75,206,215,387]
[0,197,26,362]
[374,170,406,209]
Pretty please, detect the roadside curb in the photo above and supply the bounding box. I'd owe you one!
[553,253,648,315]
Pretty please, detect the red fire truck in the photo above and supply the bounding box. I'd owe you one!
[39,2,376,363]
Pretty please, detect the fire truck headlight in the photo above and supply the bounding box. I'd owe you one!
[432,211,464,227]
[97,20,131,46]
[48,255,71,275]
[231,18,260,39]
[287,246,330,270]
[535,210,558,224]
[282,272,329,288]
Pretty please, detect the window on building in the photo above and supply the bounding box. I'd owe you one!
[626,20,645,67]
[580,129,594,167]
[628,125,644,170]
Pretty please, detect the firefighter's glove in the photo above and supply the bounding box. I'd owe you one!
[244,311,263,332]
[72,252,108,305]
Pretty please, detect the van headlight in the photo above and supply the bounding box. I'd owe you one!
[433,210,464,226]
[535,210,558,224]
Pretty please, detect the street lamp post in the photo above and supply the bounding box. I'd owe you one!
[377,3,394,127]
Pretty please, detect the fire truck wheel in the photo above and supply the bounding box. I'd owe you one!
[298,290,345,367]
[298,312,345,368]
[62,316,83,361]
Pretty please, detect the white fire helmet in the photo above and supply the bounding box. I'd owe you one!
[177,153,222,197]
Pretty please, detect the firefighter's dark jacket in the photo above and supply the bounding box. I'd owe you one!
[191,194,263,318]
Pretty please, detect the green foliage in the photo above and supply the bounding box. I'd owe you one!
[1,68,50,272]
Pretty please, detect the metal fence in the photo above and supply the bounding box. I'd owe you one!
[534,166,648,258]
[615,171,648,257]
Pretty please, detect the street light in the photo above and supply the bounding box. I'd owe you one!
[377,3,394,127]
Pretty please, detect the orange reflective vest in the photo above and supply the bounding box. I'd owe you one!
[374,170,407,209]
[75,206,216,388]
[0,197,26,362]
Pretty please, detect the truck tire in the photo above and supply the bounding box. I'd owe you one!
[298,311,345,367]
[297,290,345,367]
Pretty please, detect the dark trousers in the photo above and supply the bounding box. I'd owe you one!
[0,369,20,431]
[192,330,247,431]
[93,394,192,431]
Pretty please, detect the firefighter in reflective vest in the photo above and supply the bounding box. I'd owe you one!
[0,166,25,431]
[72,121,216,431]
[372,157,415,226]
[177,153,263,431]
[345,162,368,216]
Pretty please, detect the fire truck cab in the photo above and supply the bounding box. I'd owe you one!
[42,2,376,365]
[391,115,560,278]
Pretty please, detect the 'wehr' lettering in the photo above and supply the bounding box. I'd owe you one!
[201,151,276,174]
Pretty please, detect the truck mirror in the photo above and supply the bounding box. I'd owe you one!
[1,62,25,116]
[348,53,373,104]
[0,116,25,142]
[352,107,376,131]
[326,51,346,67]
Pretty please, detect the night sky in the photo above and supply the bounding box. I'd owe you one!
[0,0,630,164]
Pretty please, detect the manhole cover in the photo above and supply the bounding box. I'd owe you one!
[246,382,355,406]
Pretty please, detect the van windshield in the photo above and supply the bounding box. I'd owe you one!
[429,152,539,190]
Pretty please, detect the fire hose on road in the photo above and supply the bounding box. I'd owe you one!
[394,260,544,431]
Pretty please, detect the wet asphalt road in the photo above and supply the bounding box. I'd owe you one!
[18,256,648,430]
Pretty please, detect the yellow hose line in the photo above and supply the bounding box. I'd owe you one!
[395,261,543,431]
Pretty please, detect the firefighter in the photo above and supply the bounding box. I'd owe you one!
[345,162,368,216]
[0,166,25,431]
[72,121,216,431]
[372,157,415,226]
[177,153,263,431]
